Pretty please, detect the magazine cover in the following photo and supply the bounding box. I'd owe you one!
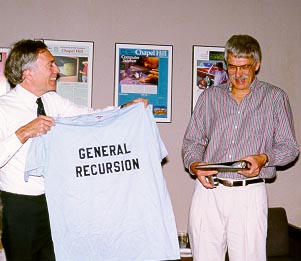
[43,40,94,107]
[192,46,227,110]
[115,43,172,122]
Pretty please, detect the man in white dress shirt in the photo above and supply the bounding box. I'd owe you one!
[0,39,147,261]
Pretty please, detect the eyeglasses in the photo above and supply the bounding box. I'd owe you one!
[227,62,255,73]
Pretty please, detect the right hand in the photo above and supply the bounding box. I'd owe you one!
[15,116,55,144]
[121,98,149,108]
[190,161,218,189]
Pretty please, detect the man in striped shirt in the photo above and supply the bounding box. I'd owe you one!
[182,34,299,261]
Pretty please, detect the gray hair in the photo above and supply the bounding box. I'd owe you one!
[224,35,262,64]
[4,39,48,87]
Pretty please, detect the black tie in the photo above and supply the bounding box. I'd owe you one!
[36,97,46,116]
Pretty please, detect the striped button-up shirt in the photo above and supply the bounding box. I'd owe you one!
[182,78,299,180]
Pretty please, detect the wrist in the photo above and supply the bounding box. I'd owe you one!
[15,126,30,144]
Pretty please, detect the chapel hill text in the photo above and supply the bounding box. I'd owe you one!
[75,143,140,177]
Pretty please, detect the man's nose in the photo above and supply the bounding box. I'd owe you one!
[53,63,60,73]
[235,66,244,76]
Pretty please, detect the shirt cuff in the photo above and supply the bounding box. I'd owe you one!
[188,162,195,176]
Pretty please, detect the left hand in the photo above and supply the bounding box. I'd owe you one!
[190,161,218,189]
[238,154,268,178]
[121,98,148,108]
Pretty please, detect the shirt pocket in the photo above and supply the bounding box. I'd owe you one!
[242,110,267,138]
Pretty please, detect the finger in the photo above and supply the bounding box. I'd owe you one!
[143,99,149,107]
[35,122,52,135]
[199,176,215,189]
[238,169,259,178]
[195,169,218,177]
[38,115,55,123]
[37,116,55,127]
[140,99,148,107]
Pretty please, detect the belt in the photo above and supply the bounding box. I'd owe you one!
[217,178,265,187]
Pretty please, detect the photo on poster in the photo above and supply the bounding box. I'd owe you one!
[0,48,11,95]
[42,39,94,107]
[192,46,227,110]
[115,43,172,123]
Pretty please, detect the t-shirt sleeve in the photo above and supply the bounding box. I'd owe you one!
[145,106,168,161]
[24,136,47,181]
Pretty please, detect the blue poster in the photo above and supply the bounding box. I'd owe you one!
[115,44,172,122]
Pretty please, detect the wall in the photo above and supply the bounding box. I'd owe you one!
[1,0,300,230]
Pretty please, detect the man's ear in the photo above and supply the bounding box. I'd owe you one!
[22,69,32,81]
[255,62,261,72]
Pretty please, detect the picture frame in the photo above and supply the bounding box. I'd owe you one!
[42,39,94,107]
[0,47,11,95]
[114,43,173,123]
[192,45,227,110]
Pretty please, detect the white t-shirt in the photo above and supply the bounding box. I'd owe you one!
[25,103,180,261]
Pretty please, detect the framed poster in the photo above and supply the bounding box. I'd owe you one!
[115,43,173,123]
[43,39,94,107]
[192,45,227,110]
[0,48,10,95]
